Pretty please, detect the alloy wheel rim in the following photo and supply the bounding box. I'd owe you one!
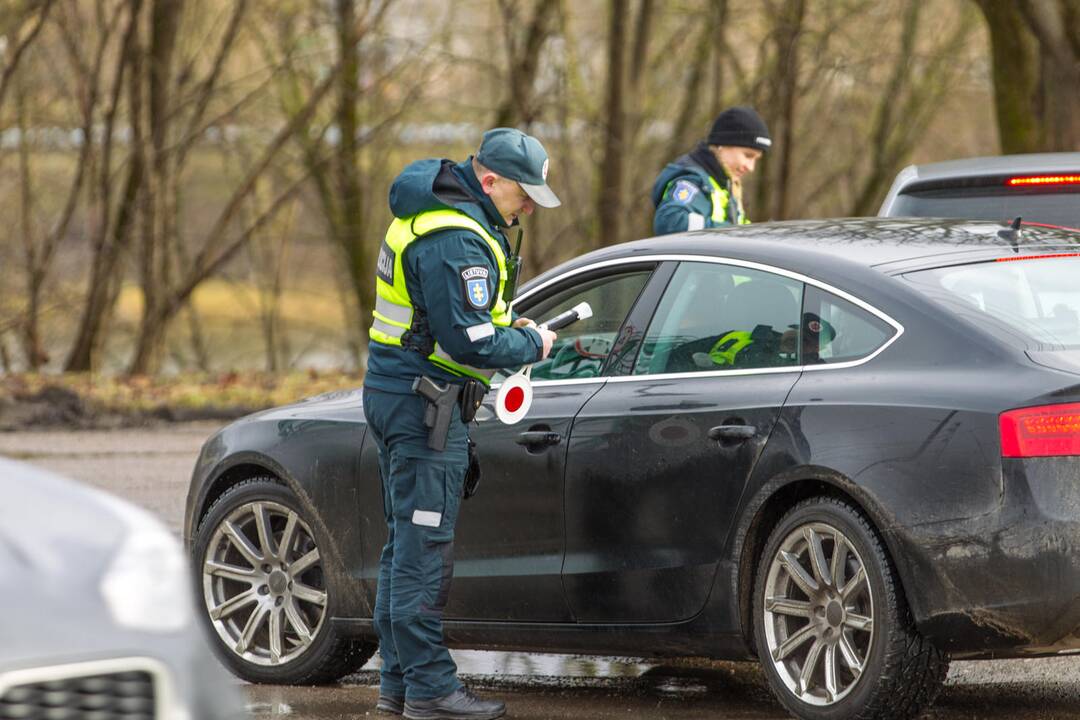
[763,521,874,706]
[203,499,327,666]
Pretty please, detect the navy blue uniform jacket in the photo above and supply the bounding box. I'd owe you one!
[365,158,543,393]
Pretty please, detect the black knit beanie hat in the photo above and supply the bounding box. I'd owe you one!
[707,106,772,152]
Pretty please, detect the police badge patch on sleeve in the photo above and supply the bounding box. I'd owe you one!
[460,266,492,310]
[671,179,700,205]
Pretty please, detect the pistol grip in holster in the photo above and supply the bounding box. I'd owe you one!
[412,375,460,452]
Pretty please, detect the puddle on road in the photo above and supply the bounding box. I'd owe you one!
[340,650,768,696]
[246,657,777,720]
[346,650,656,690]
[245,701,294,716]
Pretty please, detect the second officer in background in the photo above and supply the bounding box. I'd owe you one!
[651,105,771,234]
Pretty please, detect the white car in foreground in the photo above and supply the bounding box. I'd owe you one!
[0,457,243,719]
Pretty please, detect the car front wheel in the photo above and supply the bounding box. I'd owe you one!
[753,497,948,720]
[193,477,374,684]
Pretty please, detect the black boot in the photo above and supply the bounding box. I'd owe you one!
[403,687,506,720]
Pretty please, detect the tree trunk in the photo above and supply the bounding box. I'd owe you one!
[65,128,144,371]
[1019,0,1080,151]
[16,78,47,369]
[753,0,806,223]
[709,0,729,119]
[129,0,183,375]
[596,0,628,248]
[493,0,558,128]
[771,0,806,221]
[0,332,11,372]
[336,0,371,341]
[64,0,144,372]
[975,0,1042,153]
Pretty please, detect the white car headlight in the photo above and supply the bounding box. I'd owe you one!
[99,496,191,633]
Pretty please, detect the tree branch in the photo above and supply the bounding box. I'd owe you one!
[0,0,54,112]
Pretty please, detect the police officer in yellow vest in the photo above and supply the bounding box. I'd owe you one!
[362,128,559,720]
[651,106,771,235]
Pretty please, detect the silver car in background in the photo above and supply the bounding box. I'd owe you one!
[0,457,243,720]
[879,152,1079,229]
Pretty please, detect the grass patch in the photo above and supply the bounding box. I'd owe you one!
[0,369,364,428]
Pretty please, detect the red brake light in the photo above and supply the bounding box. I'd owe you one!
[1006,174,1080,187]
[1000,403,1080,457]
[995,252,1080,262]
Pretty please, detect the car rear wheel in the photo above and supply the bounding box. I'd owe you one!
[193,477,374,684]
[752,497,948,720]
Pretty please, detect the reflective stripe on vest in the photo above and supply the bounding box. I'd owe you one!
[707,176,750,225]
[368,209,512,384]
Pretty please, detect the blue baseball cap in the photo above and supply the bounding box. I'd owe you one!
[477,128,561,208]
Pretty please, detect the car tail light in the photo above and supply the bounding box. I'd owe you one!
[995,252,1080,262]
[1000,403,1080,457]
[1006,174,1080,187]
[1019,221,1080,232]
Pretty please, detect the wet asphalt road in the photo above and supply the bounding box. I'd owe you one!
[4,423,1080,719]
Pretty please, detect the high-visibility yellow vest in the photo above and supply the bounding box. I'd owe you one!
[707,176,751,225]
[709,330,753,366]
[369,209,511,384]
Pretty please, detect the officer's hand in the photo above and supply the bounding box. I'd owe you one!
[537,328,557,359]
[513,317,537,329]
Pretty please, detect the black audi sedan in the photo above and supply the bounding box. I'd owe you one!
[185,218,1080,720]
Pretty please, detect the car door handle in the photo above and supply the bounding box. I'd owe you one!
[515,431,562,448]
[708,424,757,442]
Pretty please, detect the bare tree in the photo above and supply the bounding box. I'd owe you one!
[848,1,975,215]
[596,0,628,249]
[9,0,119,369]
[126,59,341,374]
[493,0,559,128]
[119,0,345,374]
[975,0,1080,152]
[0,0,1053,376]
[64,0,146,372]
[0,0,54,114]
[748,0,807,222]
[664,3,726,165]
[14,75,46,368]
[258,0,440,369]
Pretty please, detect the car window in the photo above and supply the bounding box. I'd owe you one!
[905,255,1080,350]
[801,286,896,364]
[493,270,651,382]
[633,262,803,374]
[890,186,1079,229]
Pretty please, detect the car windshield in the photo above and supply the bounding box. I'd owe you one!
[891,185,1079,230]
[904,255,1080,349]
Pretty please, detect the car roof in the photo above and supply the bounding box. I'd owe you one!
[518,216,1080,295]
[521,217,1080,294]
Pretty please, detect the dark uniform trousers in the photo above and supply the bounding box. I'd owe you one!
[362,386,468,701]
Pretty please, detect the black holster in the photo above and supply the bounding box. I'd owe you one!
[459,379,487,423]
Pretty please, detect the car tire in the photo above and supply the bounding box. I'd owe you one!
[752,496,948,720]
[193,477,374,684]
